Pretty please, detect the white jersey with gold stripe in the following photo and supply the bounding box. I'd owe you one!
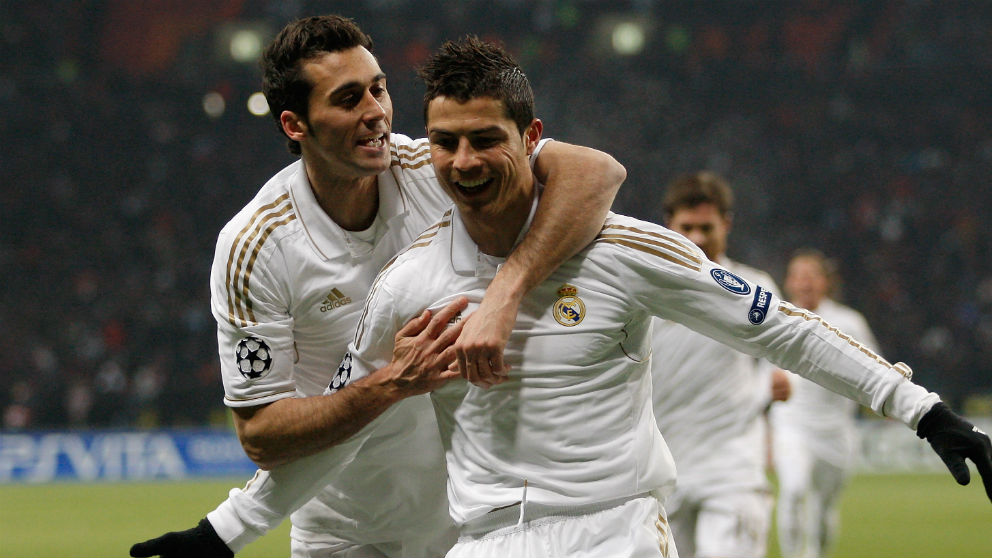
[210,133,451,407]
[651,258,781,500]
[343,207,939,526]
[207,133,454,546]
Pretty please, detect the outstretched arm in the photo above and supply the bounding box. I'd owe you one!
[455,140,625,387]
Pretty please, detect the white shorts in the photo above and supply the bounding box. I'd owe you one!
[667,490,772,558]
[447,495,678,558]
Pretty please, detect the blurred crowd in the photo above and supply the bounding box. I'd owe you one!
[3,0,992,429]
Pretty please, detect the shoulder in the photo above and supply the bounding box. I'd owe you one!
[389,133,432,169]
[592,213,706,273]
[214,161,305,264]
[375,209,455,288]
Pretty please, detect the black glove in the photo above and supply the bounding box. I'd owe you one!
[917,402,992,502]
[130,518,234,558]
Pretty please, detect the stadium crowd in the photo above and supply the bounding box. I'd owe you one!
[3,0,992,429]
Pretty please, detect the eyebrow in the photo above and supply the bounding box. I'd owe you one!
[329,72,387,97]
[428,125,505,136]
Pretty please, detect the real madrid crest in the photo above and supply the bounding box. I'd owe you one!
[553,283,585,327]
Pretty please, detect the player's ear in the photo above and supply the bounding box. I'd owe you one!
[281,111,308,142]
[524,119,543,155]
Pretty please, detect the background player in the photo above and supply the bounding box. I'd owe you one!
[130,15,625,558]
[651,171,791,557]
[769,249,878,558]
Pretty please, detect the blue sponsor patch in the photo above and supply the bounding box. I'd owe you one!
[710,268,751,295]
[748,286,772,324]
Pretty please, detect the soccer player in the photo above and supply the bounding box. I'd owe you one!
[769,249,878,558]
[651,171,791,557]
[129,15,625,558]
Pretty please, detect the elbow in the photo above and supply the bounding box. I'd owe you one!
[238,432,277,470]
[606,156,627,189]
[240,439,291,471]
[235,424,290,471]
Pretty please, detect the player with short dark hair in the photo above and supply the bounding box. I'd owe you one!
[130,14,626,558]
[651,170,791,557]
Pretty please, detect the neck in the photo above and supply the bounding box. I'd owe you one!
[304,161,379,231]
[462,189,535,257]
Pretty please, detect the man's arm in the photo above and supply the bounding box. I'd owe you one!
[234,297,466,469]
[455,141,625,386]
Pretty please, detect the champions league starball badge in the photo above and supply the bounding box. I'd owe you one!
[235,336,273,380]
[553,283,586,327]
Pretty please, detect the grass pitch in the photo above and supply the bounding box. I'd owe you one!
[0,473,989,557]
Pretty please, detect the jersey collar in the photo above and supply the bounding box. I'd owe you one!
[288,160,410,261]
[449,186,541,277]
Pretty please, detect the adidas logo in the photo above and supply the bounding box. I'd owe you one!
[320,288,353,312]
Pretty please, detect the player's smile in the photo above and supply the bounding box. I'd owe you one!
[357,132,388,152]
[453,176,495,198]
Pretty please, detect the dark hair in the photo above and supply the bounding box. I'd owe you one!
[661,171,734,221]
[261,15,374,155]
[417,36,534,133]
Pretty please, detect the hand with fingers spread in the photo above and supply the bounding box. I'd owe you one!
[916,402,992,502]
[380,296,469,396]
[453,295,517,389]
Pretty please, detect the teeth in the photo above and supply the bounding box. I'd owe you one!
[359,135,385,147]
[458,178,489,189]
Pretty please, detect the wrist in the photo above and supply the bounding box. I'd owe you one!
[355,367,408,406]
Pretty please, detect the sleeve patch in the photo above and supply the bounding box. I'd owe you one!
[710,268,751,295]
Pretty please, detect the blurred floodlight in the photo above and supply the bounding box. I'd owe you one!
[203,91,226,119]
[229,29,263,63]
[611,22,646,56]
[215,22,272,65]
[247,92,270,116]
[590,15,653,59]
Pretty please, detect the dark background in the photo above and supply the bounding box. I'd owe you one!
[4,0,991,429]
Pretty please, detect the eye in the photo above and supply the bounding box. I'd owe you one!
[430,136,457,151]
[472,136,500,149]
[337,93,359,108]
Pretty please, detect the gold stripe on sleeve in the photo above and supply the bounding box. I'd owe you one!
[224,194,295,327]
[776,305,908,376]
[600,224,702,265]
[598,237,701,271]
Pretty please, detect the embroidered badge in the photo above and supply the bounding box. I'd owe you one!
[553,284,586,327]
[710,268,751,295]
[235,336,272,380]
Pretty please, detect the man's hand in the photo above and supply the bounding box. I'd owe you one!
[384,296,468,394]
[770,369,792,402]
[453,294,517,389]
[130,518,233,558]
[916,402,992,502]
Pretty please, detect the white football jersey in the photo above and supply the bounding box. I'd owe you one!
[211,133,450,406]
[344,202,938,526]
[651,258,780,499]
[208,133,452,546]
